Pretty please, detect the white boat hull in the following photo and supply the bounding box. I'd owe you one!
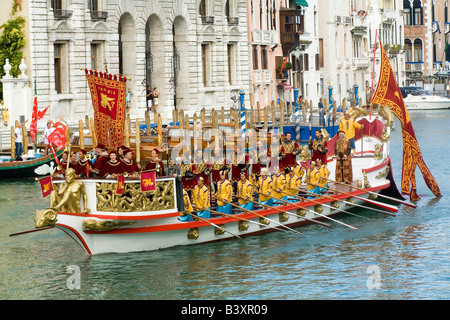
[403,96,450,110]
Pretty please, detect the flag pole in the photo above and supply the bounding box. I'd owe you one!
[369,29,378,121]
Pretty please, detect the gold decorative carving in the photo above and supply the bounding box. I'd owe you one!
[314,204,323,214]
[187,228,199,240]
[364,173,371,188]
[380,128,390,142]
[214,224,226,235]
[279,212,289,223]
[83,219,136,232]
[259,217,270,226]
[35,208,58,228]
[369,193,378,200]
[296,208,306,217]
[374,144,383,160]
[96,180,175,212]
[375,167,390,180]
[299,145,312,161]
[345,197,354,206]
[50,168,90,214]
[238,221,249,231]
[378,105,394,127]
[331,201,340,209]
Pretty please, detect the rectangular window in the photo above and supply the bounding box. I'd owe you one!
[227,43,236,85]
[253,45,259,70]
[54,43,62,94]
[319,38,324,68]
[403,8,411,25]
[261,46,268,69]
[201,43,211,87]
[91,43,99,70]
[304,54,309,71]
[414,8,423,25]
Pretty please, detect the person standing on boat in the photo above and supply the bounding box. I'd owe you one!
[281,132,300,174]
[285,166,302,202]
[14,121,26,159]
[304,161,320,198]
[309,129,328,164]
[120,148,140,178]
[316,158,330,193]
[75,149,92,178]
[210,147,228,191]
[334,131,353,184]
[268,140,285,172]
[167,158,185,213]
[230,144,249,194]
[91,143,109,177]
[179,189,194,222]
[272,166,288,206]
[179,152,195,196]
[250,140,269,186]
[236,171,253,211]
[192,149,211,189]
[215,170,233,215]
[192,176,211,219]
[99,151,122,179]
[44,120,55,156]
[257,168,273,206]
[144,148,165,177]
[339,110,363,155]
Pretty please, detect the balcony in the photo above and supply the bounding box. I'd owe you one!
[382,9,397,23]
[405,62,424,72]
[254,70,262,86]
[252,30,261,44]
[227,16,239,25]
[201,16,215,25]
[353,57,370,69]
[351,26,367,36]
[336,58,343,69]
[90,10,108,21]
[264,69,271,85]
[53,9,73,20]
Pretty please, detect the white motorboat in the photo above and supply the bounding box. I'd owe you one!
[400,87,450,110]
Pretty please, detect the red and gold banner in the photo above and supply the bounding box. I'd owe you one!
[372,39,441,200]
[39,176,53,198]
[116,175,125,195]
[85,69,127,149]
[141,171,156,192]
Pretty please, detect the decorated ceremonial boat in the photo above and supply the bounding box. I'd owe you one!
[31,110,405,255]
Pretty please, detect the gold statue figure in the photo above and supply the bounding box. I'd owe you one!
[50,168,90,214]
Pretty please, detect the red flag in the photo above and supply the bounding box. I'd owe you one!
[30,96,38,144]
[84,69,127,148]
[140,171,156,192]
[372,38,441,200]
[116,175,125,195]
[47,121,67,150]
[37,105,50,120]
[39,176,53,198]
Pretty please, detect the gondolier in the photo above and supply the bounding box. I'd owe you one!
[316,158,330,193]
[304,161,320,198]
[285,166,301,201]
[309,129,328,164]
[272,166,288,205]
[257,168,273,206]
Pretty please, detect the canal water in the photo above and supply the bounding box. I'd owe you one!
[1,110,449,302]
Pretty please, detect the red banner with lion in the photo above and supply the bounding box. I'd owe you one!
[85,69,127,149]
[371,39,441,200]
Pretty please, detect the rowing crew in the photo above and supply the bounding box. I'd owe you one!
[179,159,330,222]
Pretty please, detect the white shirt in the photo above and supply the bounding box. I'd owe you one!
[15,127,22,143]
[44,126,54,144]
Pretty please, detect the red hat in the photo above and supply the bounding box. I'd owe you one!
[109,150,117,155]
[153,148,160,155]
[123,148,132,155]
[96,143,106,149]
[79,149,87,155]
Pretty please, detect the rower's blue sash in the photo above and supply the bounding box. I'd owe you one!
[259,198,274,207]
[274,196,289,206]
[307,187,320,198]
[179,214,193,222]
[320,183,329,194]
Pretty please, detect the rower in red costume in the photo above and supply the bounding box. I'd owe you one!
[143,148,165,177]
[98,150,122,178]
[75,149,92,178]
[229,144,249,190]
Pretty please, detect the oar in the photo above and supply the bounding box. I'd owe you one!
[280,189,370,221]
[253,191,332,228]
[184,211,242,240]
[299,187,396,217]
[258,191,358,230]
[234,197,307,236]
[316,183,399,213]
[9,226,54,237]
[204,207,287,232]
[326,178,417,208]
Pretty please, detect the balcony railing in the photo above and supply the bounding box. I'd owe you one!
[353,57,370,69]
[90,10,108,21]
[405,62,424,71]
[201,16,215,25]
[53,9,73,19]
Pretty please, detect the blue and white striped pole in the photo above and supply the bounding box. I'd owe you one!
[354,84,359,107]
[240,88,246,137]
[328,85,333,131]
[294,87,300,142]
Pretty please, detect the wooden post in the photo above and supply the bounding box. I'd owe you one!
[10,126,15,159]
[85,115,89,129]
[256,101,261,125]
[157,114,163,147]
[263,107,268,132]
[193,112,198,153]
[145,111,151,135]
[250,104,254,128]
[201,108,205,127]
[271,100,275,125]
[22,123,28,155]
[221,106,225,123]
[78,120,85,150]
[124,114,130,148]
[172,109,178,125]
[90,118,97,148]
[280,100,285,135]
[135,118,141,163]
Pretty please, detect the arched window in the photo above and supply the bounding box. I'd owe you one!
[404,39,412,63]
[403,0,412,25]
[414,38,423,62]
[413,0,423,25]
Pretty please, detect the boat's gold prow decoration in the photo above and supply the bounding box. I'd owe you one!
[83,219,136,232]
[35,208,57,228]
[50,168,90,214]
[299,145,311,161]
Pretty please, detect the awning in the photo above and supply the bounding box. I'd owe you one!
[278,83,293,90]
[295,0,309,7]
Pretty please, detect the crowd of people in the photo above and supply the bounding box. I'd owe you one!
[53,112,360,221]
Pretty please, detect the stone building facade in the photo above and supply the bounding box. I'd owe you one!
[23,0,250,124]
